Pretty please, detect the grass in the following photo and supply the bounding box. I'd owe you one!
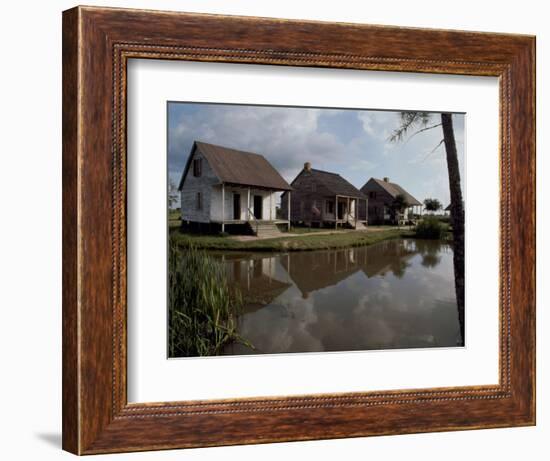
[168,244,253,357]
[168,209,181,230]
[287,226,334,234]
[170,227,413,252]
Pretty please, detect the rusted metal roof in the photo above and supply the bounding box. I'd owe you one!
[179,141,292,191]
[313,169,367,198]
[292,168,367,199]
[364,178,422,206]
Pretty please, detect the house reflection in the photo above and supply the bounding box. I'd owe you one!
[279,249,362,299]
[215,238,461,355]
[217,239,447,303]
[360,239,418,279]
[278,240,423,298]
[218,253,292,312]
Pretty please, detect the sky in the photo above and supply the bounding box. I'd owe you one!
[168,102,465,208]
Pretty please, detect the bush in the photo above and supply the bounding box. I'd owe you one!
[415,217,448,240]
[435,215,451,225]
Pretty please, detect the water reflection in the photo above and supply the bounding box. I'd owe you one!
[216,239,463,355]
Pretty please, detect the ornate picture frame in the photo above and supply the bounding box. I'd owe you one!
[62,6,535,454]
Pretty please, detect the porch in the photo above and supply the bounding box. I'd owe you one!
[395,205,423,226]
[215,182,292,236]
[332,194,368,229]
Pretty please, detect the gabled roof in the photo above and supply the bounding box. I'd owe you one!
[362,178,422,206]
[288,168,367,199]
[178,141,292,191]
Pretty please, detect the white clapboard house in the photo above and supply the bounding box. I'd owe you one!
[178,141,293,237]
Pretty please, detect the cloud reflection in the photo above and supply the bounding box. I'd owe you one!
[221,239,463,356]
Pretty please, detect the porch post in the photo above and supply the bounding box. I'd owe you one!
[355,198,358,229]
[347,197,350,225]
[287,191,291,231]
[221,183,225,233]
[335,195,338,229]
[247,187,251,221]
[270,192,273,220]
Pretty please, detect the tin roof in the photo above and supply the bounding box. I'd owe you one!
[287,167,367,199]
[363,178,422,206]
[178,141,292,191]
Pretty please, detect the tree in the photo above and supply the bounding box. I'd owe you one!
[390,112,465,345]
[391,193,408,226]
[423,198,442,213]
[168,178,179,209]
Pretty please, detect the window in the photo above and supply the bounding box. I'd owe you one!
[196,192,202,210]
[326,200,334,214]
[193,158,202,177]
[312,200,320,215]
[311,182,316,192]
[369,191,376,199]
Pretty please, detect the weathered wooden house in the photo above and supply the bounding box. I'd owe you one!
[280,163,368,229]
[359,177,422,225]
[178,141,292,236]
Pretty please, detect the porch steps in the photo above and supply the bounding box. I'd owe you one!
[249,221,284,238]
[355,221,368,230]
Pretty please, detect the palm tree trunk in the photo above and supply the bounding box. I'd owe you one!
[441,113,465,345]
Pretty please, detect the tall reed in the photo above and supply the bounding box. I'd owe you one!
[169,244,250,357]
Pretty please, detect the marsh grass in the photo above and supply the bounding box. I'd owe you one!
[169,244,253,357]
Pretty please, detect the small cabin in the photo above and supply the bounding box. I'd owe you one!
[178,141,292,236]
[280,163,368,229]
[359,177,422,225]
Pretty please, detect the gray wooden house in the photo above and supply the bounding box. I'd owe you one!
[178,141,292,236]
[359,177,422,225]
[280,162,368,229]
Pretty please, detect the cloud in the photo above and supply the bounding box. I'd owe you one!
[168,103,465,206]
[357,111,396,140]
[169,105,349,183]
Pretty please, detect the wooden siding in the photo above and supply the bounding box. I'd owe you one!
[360,179,397,224]
[282,171,366,224]
[210,186,277,221]
[180,149,217,223]
[281,170,334,223]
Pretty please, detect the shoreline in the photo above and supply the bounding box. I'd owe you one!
[170,227,416,252]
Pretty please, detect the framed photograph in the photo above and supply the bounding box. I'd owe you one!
[62,6,535,455]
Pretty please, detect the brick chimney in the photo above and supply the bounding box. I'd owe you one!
[304,162,312,171]
[383,177,390,182]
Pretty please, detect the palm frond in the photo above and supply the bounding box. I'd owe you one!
[388,111,434,143]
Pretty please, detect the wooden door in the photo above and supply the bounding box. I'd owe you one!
[337,201,346,219]
[253,195,263,219]
[233,193,241,220]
